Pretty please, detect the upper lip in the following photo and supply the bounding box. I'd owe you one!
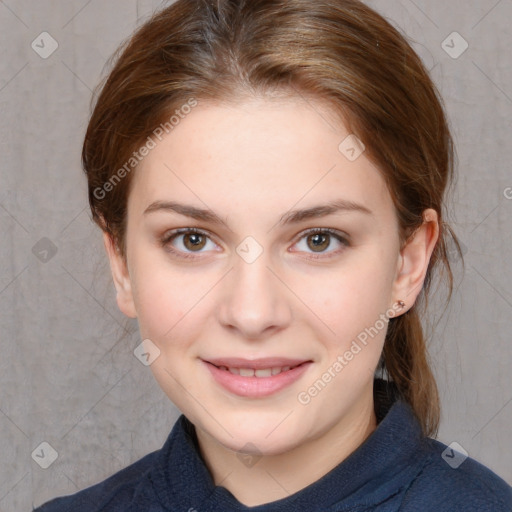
[203,357,311,369]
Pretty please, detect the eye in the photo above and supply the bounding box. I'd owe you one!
[160,227,350,260]
[291,228,349,259]
[160,228,218,259]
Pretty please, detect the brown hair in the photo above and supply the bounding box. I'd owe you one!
[82,0,464,437]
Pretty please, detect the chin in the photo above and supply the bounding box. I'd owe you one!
[202,412,307,455]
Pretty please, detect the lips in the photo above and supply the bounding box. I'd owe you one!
[202,357,313,397]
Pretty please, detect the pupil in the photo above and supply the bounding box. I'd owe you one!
[310,233,328,252]
[186,233,204,250]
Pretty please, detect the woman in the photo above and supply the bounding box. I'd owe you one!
[34,0,512,510]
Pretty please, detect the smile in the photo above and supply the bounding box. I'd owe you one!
[202,358,312,398]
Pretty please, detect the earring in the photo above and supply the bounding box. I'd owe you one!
[396,300,405,309]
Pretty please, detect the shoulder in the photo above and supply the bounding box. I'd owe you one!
[400,437,512,511]
[33,449,160,511]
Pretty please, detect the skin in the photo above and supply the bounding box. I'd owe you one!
[103,95,439,506]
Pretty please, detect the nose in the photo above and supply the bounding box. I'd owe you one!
[216,247,292,340]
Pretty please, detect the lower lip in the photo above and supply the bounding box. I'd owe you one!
[203,361,312,398]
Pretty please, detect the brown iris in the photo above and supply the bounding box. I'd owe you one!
[183,233,207,251]
[307,232,330,252]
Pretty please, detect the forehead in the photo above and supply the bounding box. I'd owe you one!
[128,97,394,223]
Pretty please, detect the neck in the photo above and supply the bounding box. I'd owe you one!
[194,388,378,507]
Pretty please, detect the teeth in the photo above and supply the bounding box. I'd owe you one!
[255,368,272,377]
[218,365,301,377]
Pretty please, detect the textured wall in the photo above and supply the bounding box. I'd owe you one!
[0,1,510,510]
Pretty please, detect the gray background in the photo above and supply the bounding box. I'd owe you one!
[0,0,510,509]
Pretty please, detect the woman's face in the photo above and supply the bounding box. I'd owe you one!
[106,96,428,456]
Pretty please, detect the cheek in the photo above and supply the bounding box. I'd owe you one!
[294,256,394,343]
[131,259,215,353]
[130,265,186,341]
[132,268,205,407]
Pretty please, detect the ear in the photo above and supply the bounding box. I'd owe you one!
[102,231,137,319]
[391,208,439,313]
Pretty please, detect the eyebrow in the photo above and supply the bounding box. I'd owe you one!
[143,198,374,227]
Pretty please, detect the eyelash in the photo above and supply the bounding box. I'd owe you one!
[159,227,350,261]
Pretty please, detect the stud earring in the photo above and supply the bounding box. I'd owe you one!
[396,300,405,309]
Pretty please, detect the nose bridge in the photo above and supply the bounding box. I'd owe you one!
[217,236,291,337]
[234,241,274,295]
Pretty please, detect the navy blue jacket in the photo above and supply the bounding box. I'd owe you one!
[34,379,512,511]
